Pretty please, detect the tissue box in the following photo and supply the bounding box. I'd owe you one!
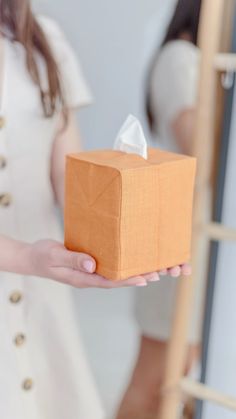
[64,148,196,280]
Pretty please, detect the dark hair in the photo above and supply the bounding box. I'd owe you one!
[0,0,64,118]
[146,0,202,131]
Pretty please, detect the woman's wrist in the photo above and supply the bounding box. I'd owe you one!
[16,242,34,275]
[0,235,33,276]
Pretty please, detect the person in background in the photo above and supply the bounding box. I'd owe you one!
[116,1,208,418]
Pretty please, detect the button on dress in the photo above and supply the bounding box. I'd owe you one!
[0,16,104,419]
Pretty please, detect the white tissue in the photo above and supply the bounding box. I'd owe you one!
[113,114,148,159]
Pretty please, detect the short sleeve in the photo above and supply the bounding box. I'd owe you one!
[37,15,93,108]
[150,40,200,126]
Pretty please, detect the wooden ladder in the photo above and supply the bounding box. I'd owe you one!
[159,0,236,418]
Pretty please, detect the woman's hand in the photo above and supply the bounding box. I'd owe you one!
[26,240,191,287]
[24,239,163,288]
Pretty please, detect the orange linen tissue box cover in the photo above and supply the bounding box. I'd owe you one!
[64,148,196,281]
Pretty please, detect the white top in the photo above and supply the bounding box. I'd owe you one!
[0,16,104,419]
[150,40,200,152]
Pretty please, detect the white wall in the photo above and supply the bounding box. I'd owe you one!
[33,0,176,148]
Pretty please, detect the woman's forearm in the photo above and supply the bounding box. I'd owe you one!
[53,171,65,211]
[0,235,31,275]
[50,111,82,212]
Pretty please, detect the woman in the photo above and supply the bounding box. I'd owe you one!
[0,1,172,418]
[116,1,208,418]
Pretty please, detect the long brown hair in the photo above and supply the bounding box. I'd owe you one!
[146,0,202,131]
[0,0,64,117]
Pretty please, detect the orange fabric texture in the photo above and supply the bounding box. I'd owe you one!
[64,148,196,280]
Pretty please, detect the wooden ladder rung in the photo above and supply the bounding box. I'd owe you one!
[180,378,236,411]
[214,53,236,71]
[201,221,236,241]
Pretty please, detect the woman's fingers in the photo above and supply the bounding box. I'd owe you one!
[103,273,160,287]
[57,267,153,289]
[56,265,191,289]
[103,276,148,288]
[142,272,160,282]
[50,246,96,273]
[180,263,192,276]
[84,273,161,289]
[167,263,191,277]
[63,270,149,289]
[168,265,181,277]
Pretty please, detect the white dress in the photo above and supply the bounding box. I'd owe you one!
[0,16,104,419]
[135,40,209,343]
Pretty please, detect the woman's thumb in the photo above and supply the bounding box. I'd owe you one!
[55,247,96,273]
